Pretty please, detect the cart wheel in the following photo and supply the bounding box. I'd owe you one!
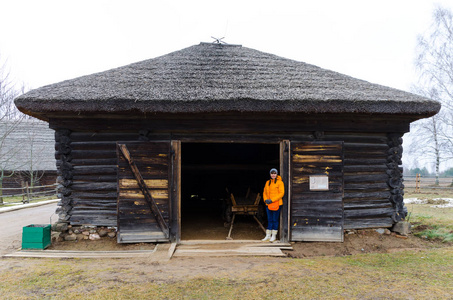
[224,204,233,223]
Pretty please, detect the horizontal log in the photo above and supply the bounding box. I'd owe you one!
[73,165,117,175]
[292,143,342,153]
[343,165,388,172]
[344,217,393,229]
[119,208,169,218]
[119,179,168,189]
[72,201,117,208]
[292,208,343,217]
[344,154,387,160]
[291,211,344,219]
[69,132,139,142]
[343,142,389,150]
[71,141,117,150]
[344,201,392,209]
[72,175,118,182]
[343,191,391,199]
[344,207,394,218]
[344,158,387,165]
[71,158,118,166]
[118,168,169,178]
[323,133,387,144]
[69,216,117,226]
[71,192,117,199]
[292,154,342,164]
[344,174,389,183]
[71,182,117,191]
[292,166,343,176]
[291,192,343,201]
[118,142,170,153]
[70,208,117,215]
[291,218,343,226]
[72,150,117,159]
[344,182,389,190]
[118,190,169,201]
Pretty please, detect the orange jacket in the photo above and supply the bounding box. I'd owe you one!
[263,175,284,210]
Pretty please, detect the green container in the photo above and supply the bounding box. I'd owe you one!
[22,224,51,250]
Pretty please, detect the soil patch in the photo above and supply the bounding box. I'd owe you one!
[48,229,451,258]
[287,229,450,258]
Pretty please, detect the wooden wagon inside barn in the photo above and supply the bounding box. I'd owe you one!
[15,43,440,243]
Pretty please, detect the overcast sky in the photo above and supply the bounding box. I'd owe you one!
[2,0,453,92]
[1,1,453,171]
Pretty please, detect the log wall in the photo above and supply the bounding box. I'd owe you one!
[51,114,407,232]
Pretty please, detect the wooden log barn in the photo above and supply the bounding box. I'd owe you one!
[15,43,440,243]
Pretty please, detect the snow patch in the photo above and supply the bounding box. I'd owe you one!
[404,197,453,208]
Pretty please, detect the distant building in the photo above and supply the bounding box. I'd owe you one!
[0,119,56,192]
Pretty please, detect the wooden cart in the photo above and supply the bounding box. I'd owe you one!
[225,188,266,240]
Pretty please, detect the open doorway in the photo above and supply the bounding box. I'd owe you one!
[181,142,279,240]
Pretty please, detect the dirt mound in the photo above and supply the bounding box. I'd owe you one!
[287,229,449,258]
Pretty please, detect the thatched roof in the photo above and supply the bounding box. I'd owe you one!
[15,43,440,119]
[0,119,56,171]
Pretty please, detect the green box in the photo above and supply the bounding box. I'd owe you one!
[22,224,51,250]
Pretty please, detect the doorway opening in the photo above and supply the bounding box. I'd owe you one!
[181,142,279,240]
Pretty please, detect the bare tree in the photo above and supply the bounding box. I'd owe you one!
[408,6,453,185]
[0,53,25,204]
[20,118,50,189]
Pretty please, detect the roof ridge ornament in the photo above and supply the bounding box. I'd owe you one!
[211,36,226,44]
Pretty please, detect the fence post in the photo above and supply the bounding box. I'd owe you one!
[25,182,30,204]
[415,173,421,193]
[21,181,26,203]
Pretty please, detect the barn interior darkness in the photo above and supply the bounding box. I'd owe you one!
[181,142,279,239]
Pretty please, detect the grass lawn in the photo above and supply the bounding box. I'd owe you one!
[0,247,451,299]
[0,187,451,299]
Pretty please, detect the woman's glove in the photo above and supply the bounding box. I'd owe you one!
[265,199,272,204]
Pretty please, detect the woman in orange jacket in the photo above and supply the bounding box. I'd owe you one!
[262,168,284,242]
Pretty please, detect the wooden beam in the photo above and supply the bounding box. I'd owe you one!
[118,144,169,238]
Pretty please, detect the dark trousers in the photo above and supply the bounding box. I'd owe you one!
[266,206,280,231]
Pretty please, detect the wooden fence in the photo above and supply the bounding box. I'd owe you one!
[0,183,58,204]
[403,175,453,191]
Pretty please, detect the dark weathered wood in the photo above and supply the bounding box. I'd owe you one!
[344,174,389,183]
[170,140,181,243]
[344,217,393,229]
[280,140,290,243]
[344,207,395,218]
[71,182,117,191]
[73,166,117,175]
[72,175,118,182]
[49,113,411,133]
[71,158,118,166]
[50,114,409,240]
[71,150,117,159]
[290,141,344,242]
[118,144,169,238]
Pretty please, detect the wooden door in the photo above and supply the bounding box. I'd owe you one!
[117,141,171,243]
[290,141,344,242]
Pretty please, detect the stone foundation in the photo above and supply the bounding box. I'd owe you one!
[52,223,117,242]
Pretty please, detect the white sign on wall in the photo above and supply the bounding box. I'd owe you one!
[309,175,329,191]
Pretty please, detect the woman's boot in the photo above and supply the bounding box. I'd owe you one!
[261,229,271,242]
[269,230,278,242]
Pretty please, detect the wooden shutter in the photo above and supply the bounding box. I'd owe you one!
[290,141,344,242]
[117,141,171,243]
